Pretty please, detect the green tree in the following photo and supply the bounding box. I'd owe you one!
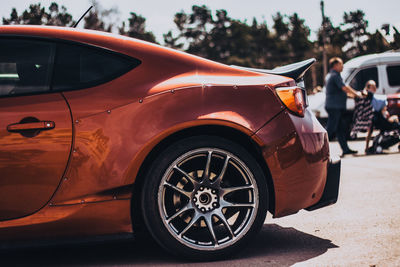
[46,3,74,26]
[119,12,157,43]
[163,30,183,49]
[317,16,347,57]
[364,30,391,54]
[84,0,118,32]
[391,26,400,50]
[166,6,214,57]
[271,12,291,64]
[342,10,369,57]
[2,8,22,25]
[2,3,74,26]
[205,9,232,62]
[288,13,312,61]
[249,18,273,68]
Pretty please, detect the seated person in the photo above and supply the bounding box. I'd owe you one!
[365,80,400,152]
[350,82,374,138]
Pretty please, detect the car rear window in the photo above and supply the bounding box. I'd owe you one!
[0,39,54,96]
[387,65,400,86]
[52,42,141,91]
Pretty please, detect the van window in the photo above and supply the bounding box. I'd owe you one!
[387,65,400,86]
[349,67,379,91]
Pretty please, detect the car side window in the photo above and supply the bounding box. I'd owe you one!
[349,67,379,91]
[0,39,54,96]
[52,43,141,91]
[386,65,400,86]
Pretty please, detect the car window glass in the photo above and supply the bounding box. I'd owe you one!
[386,65,400,87]
[349,67,379,91]
[0,39,53,96]
[52,43,140,90]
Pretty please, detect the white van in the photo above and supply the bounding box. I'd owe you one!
[309,51,400,127]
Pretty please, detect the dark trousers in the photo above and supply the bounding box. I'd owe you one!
[373,111,400,131]
[326,108,350,152]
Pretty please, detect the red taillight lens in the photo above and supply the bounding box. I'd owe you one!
[275,86,306,117]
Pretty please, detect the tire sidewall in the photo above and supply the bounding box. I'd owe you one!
[140,135,268,260]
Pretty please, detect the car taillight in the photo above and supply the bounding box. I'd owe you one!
[275,86,306,117]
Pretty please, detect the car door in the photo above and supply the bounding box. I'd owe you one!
[0,38,72,220]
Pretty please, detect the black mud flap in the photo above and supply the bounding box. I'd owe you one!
[306,156,341,211]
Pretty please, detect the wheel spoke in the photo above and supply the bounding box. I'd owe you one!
[204,214,218,245]
[220,185,254,197]
[159,147,259,250]
[212,155,230,186]
[202,151,212,181]
[164,181,192,198]
[179,212,202,237]
[214,209,234,238]
[173,166,198,186]
[220,199,255,209]
[166,203,194,223]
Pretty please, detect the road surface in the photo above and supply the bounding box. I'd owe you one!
[2,140,399,266]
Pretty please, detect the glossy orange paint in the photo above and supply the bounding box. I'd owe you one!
[254,109,329,217]
[0,25,330,242]
[0,93,72,220]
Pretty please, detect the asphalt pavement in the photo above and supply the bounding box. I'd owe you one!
[1,139,399,266]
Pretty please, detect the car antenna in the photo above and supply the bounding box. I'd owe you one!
[73,6,93,28]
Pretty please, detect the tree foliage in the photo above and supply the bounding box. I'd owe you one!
[119,12,157,43]
[2,2,400,89]
[2,3,74,26]
[83,0,118,32]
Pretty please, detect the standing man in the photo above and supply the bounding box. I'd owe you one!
[325,57,362,156]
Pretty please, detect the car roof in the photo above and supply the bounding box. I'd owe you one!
[0,25,295,88]
[344,51,400,69]
[0,25,192,59]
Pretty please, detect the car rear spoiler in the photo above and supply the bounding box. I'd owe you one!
[231,58,316,82]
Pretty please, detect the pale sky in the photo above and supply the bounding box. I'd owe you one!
[1,0,399,44]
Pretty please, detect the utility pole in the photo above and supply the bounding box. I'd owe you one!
[320,0,328,78]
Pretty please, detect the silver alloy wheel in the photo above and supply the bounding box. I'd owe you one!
[158,148,259,251]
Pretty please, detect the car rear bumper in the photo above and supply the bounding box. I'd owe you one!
[305,156,341,211]
[253,108,334,217]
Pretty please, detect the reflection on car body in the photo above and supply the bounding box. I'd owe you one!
[0,25,339,260]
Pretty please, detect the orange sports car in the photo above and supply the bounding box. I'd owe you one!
[0,25,340,260]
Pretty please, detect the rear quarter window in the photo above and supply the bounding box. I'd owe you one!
[52,43,141,91]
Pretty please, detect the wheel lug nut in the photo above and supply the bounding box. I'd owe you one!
[201,208,206,212]
[193,197,197,202]
[212,190,217,194]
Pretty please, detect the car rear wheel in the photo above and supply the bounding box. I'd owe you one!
[141,135,268,260]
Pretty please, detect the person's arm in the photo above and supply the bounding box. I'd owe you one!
[342,85,362,98]
[333,73,362,98]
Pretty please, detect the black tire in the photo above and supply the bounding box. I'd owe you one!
[140,135,268,260]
